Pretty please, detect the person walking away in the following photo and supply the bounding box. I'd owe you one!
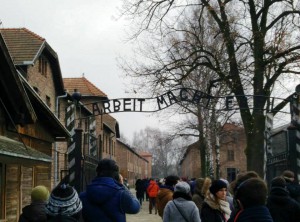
[163,181,201,222]
[80,158,140,222]
[200,179,231,222]
[281,170,300,203]
[156,175,180,218]
[147,178,160,214]
[45,183,82,222]
[19,185,50,222]
[192,177,211,213]
[135,179,145,206]
[267,176,300,222]
[143,178,150,201]
[227,170,260,222]
[232,178,273,222]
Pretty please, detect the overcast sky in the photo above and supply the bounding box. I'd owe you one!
[0,0,163,141]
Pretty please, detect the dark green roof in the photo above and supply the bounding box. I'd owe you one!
[0,135,51,163]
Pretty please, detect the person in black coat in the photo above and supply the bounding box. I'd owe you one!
[45,184,82,222]
[281,170,300,203]
[135,179,145,206]
[267,176,300,222]
[232,178,273,222]
[200,180,231,222]
[19,185,50,222]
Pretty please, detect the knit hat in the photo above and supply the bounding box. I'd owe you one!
[282,170,294,181]
[271,176,286,188]
[174,181,190,194]
[209,179,227,195]
[31,185,50,202]
[45,184,82,216]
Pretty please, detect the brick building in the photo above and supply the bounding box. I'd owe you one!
[180,123,247,182]
[180,141,201,179]
[115,139,149,187]
[0,29,70,221]
[0,27,154,221]
[139,151,152,178]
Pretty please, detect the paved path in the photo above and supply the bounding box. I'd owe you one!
[126,189,162,222]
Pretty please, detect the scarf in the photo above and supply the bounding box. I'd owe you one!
[206,193,232,221]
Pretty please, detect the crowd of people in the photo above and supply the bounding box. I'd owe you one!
[133,170,300,222]
[18,158,300,222]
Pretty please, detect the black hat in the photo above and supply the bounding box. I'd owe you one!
[45,184,82,216]
[209,179,227,195]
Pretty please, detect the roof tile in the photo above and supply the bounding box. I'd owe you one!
[0,28,45,64]
[63,77,107,97]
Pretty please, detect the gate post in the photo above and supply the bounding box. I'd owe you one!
[291,84,300,183]
[74,128,83,192]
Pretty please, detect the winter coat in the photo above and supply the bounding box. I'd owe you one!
[200,194,231,222]
[286,181,300,203]
[267,186,300,222]
[233,206,273,222]
[80,177,140,222]
[19,202,47,222]
[135,179,145,199]
[192,177,211,213]
[163,197,201,222]
[156,186,174,217]
[46,215,79,222]
[147,180,159,198]
[201,202,226,222]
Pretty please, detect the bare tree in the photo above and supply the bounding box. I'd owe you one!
[120,0,300,176]
[131,127,189,177]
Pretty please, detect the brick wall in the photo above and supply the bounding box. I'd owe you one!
[27,58,57,113]
[180,123,247,181]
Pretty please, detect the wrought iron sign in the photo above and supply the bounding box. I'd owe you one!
[89,87,288,116]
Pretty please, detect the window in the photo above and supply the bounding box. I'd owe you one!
[38,57,48,76]
[227,150,234,161]
[227,168,237,182]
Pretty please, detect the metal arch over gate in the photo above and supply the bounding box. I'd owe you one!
[88,87,290,116]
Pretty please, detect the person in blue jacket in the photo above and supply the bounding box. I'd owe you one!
[80,158,140,222]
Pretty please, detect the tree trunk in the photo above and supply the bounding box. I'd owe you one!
[245,114,266,177]
[199,137,207,178]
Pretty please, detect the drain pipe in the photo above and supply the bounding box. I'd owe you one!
[54,92,68,185]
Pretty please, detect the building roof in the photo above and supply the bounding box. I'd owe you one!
[139,151,153,157]
[0,28,45,65]
[117,139,148,162]
[0,28,65,95]
[0,33,37,124]
[103,114,120,138]
[63,77,107,97]
[0,135,51,163]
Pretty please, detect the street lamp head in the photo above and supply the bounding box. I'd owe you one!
[72,89,82,103]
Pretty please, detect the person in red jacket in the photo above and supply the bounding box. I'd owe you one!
[147,179,160,214]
